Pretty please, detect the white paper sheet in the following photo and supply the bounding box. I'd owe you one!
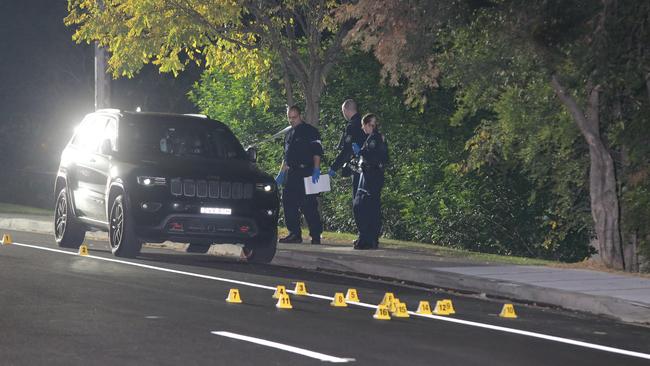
[304,174,331,195]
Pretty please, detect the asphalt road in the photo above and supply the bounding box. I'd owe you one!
[1,230,649,365]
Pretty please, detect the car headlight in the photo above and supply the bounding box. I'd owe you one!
[255,183,275,193]
[137,176,167,186]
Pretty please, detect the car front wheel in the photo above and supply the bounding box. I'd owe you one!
[187,243,211,253]
[242,229,277,264]
[109,194,142,258]
[54,188,86,248]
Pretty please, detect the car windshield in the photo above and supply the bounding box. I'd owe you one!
[120,116,246,160]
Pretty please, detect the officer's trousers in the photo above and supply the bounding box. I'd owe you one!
[351,172,360,199]
[282,171,322,238]
[353,171,384,247]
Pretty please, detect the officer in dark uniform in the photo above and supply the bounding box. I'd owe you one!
[328,99,367,198]
[353,113,389,250]
[275,105,324,244]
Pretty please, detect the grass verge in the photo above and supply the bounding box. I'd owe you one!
[278,227,554,266]
[0,203,50,216]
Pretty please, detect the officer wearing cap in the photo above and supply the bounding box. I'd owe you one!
[275,105,324,244]
[353,113,389,249]
[328,99,367,198]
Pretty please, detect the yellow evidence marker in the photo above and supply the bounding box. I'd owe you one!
[442,299,456,314]
[380,292,395,307]
[2,233,12,245]
[276,294,293,309]
[388,298,399,313]
[393,301,410,318]
[499,304,518,318]
[294,282,308,295]
[272,285,287,299]
[373,304,391,320]
[416,301,433,315]
[331,292,348,307]
[345,288,360,302]
[78,244,89,256]
[433,300,452,315]
[226,289,243,303]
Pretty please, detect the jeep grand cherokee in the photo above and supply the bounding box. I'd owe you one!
[54,110,279,263]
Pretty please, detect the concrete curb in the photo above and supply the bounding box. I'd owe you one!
[2,214,649,325]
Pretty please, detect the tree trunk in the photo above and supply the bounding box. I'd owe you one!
[302,70,323,126]
[282,62,294,108]
[551,75,625,270]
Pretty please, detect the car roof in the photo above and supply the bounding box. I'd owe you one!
[93,109,223,125]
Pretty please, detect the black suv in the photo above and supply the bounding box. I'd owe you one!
[54,110,279,263]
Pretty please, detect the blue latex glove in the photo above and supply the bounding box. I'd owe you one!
[352,143,361,156]
[275,170,286,186]
[328,168,336,178]
[312,168,321,184]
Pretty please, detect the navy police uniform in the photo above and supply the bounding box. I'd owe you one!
[353,132,389,249]
[331,113,367,198]
[282,122,324,239]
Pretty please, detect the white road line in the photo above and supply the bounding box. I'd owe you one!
[7,241,650,361]
[212,331,355,363]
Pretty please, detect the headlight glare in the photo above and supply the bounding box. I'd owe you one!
[137,176,167,186]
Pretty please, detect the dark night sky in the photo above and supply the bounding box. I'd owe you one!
[0,0,199,172]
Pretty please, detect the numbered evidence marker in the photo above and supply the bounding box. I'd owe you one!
[433,300,452,316]
[330,292,347,307]
[380,292,395,307]
[226,289,243,303]
[78,244,89,256]
[499,303,518,318]
[442,299,456,314]
[294,282,308,295]
[393,301,410,318]
[276,294,293,309]
[345,288,360,302]
[373,304,391,320]
[388,298,400,313]
[416,301,433,315]
[1,233,12,245]
[272,285,287,299]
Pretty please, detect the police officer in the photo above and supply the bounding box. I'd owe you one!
[275,105,324,244]
[328,99,367,198]
[353,114,389,250]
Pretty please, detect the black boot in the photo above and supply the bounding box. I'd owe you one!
[279,233,302,244]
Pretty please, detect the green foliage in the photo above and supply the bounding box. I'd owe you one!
[187,71,286,175]
[191,50,594,261]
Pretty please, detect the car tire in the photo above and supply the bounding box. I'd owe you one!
[109,194,142,258]
[54,188,86,248]
[187,243,211,253]
[242,229,277,264]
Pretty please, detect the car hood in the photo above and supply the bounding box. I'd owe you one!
[134,157,273,182]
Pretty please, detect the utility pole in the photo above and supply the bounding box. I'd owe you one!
[94,0,110,110]
[94,43,111,110]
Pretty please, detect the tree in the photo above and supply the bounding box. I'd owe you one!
[65,0,356,125]
[343,0,650,270]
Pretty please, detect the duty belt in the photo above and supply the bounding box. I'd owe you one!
[362,162,384,170]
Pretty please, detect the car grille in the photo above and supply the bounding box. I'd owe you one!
[170,178,253,199]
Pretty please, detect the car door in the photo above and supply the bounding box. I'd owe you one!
[72,115,109,222]
[86,117,116,222]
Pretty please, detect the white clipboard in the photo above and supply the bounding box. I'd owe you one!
[304,174,331,195]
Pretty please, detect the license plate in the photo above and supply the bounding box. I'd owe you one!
[200,207,232,215]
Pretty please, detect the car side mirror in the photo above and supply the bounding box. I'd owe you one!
[100,139,113,155]
[246,146,257,162]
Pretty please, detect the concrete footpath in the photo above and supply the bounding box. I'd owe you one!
[2,213,649,325]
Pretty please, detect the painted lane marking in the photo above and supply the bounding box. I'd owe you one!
[212,331,355,363]
[8,242,650,361]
